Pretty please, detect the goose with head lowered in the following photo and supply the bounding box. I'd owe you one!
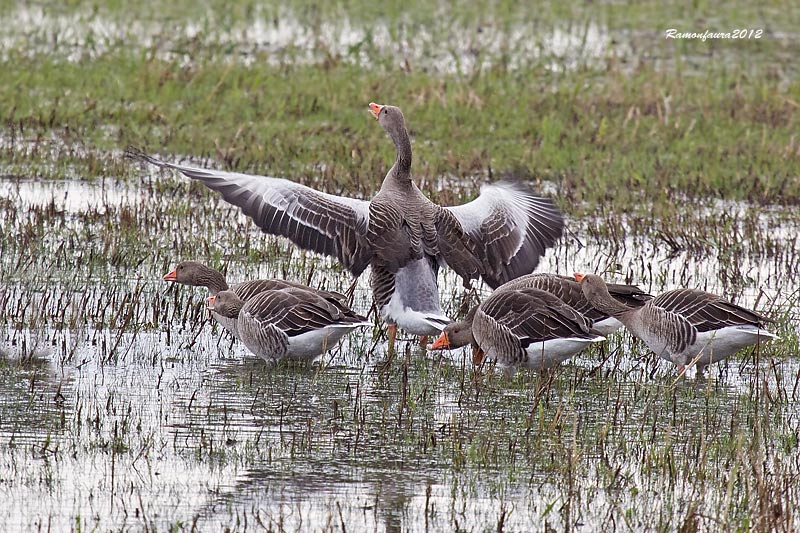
[500,272,652,335]
[428,287,605,372]
[575,273,778,377]
[163,260,348,340]
[206,285,371,364]
[128,103,564,348]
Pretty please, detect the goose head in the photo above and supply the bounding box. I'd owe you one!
[206,290,243,318]
[369,103,409,147]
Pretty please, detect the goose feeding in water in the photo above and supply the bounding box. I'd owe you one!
[575,273,778,376]
[206,286,371,363]
[163,260,348,339]
[128,103,564,349]
[428,287,605,372]
[500,272,652,335]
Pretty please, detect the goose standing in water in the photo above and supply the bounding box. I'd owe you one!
[207,286,371,363]
[163,260,348,339]
[428,287,605,372]
[500,272,651,335]
[129,103,564,349]
[575,273,778,376]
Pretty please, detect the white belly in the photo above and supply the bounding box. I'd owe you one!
[484,336,604,371]
[641,325,778,369]
[689,326,778,367]
[592,317,624,335]
[380,260,451,335]
[383,291,451,335]
[521,337,605,369]
[285,325,366,359]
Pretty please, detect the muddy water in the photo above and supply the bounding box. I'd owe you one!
[1,176,799,531]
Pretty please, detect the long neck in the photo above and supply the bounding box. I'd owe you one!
[198,267,229,295]
[389,127,412,183]
[585,285,635,320]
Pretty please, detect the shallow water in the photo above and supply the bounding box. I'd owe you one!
[1,173,799,531]
[2,4,796,76]
[0,4,614,73]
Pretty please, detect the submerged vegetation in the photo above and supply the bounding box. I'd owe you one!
[0,1,798,531]
[0,1,798,212]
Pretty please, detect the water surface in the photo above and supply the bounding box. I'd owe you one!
[1,175,798,531]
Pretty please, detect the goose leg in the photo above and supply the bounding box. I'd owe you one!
[472,346,486,366]
[418,336,429,351]
[674,354,688,377]
[387,324,398,355]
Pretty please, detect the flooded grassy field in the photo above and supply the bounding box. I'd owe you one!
[1,2,799,532]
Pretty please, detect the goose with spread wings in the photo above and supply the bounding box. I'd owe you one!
[127,103,564,345]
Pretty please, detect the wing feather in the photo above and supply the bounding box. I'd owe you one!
[481,288,598,345]
[128,149,373,275]
[445,182,564,288]
[651,289,770,333]
[243,287,367,338]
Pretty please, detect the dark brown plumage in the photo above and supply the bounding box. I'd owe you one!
[163,260,348,339]
[430,287,605,371]
[576,273,777,376]
[128,103,564,338]
[500,272,651,333]
[209,286,370,363]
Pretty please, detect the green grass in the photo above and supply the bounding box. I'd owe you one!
[0,1,798,216]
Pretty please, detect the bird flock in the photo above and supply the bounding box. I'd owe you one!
[129,103,777,378]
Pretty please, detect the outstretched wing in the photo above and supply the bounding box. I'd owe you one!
[128,149,373,276]
[433,206,484,284]
[445,182,564,288]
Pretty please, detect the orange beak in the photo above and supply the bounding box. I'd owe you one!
[369,102,383,120]
[573,272,584,283]
[472,346,486,366]
[164,269,177,281]
[429,332,450,350]
[206,296,215,311]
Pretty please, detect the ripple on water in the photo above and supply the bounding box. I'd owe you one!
[0,175,798,530]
